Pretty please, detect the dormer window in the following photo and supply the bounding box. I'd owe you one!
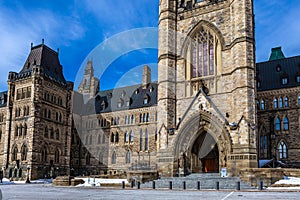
[101,101,106,110]
[117,99,123,108]
[125,98,130,107]
[143,95,149,105]
[296,75,300,83]
[135,89,139,94]
[281,77,288,85]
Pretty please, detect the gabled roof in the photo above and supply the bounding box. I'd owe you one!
[257,55,300,91]
[17,44,66,84]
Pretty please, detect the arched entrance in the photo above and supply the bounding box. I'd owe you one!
[189,131,219,173]
[174,110,232,175]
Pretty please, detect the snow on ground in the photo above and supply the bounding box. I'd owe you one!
[0,178,52,185]
[267,177,300,190]
[74,177,128,187]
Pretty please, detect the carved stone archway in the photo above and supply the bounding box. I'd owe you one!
[173,110,232,174]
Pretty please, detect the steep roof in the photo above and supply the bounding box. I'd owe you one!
[17,44,66,84]
[257,55,300,91]
[81,82,158,115]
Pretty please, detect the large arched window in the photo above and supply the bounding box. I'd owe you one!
[283,117,289,131]
[191,28,215,78]
[278,141,287,159]
[275,117,281,131]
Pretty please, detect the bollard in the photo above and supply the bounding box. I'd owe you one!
[169,181,173,190]
[152,181,156,189]
[137,181,141,189]
[216,181,219,190]
[236,181,240,191]
[122,181,125,189]
[197,181,201,190]
[258,181,263,190]
[130,180,134,188]
[183,181,186,190]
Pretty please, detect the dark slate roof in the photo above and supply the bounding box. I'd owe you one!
[81,82,158,115]
[257,55,300,91]
[0,91,8,108]
[17,44,66,85]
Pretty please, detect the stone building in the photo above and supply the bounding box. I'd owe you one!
[0,43,74,180]
[1,0,300,181]
[256,47,300,168]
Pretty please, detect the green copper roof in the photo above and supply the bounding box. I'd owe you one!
[269,47,285,61]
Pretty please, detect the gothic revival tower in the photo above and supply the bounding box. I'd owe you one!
[78,61,100,101]
[157,0,257,176]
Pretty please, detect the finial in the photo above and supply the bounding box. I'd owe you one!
[31,42,33,49]
[42,38,44,45]
[57,48,60,55]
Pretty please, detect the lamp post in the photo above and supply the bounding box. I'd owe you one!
[25,165,30,183]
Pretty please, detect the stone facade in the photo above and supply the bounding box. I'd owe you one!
[1,0,299,181]
[0,44,73,180]
[156,0,257,176]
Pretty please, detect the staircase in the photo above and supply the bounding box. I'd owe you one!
[141,173,256,190]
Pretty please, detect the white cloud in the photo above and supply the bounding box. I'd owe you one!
[0,5,86,91]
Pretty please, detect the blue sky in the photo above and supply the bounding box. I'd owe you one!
[0,0,300,92]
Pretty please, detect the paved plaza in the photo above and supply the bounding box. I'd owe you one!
[0,184,300,200]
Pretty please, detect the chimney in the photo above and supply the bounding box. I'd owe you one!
[142,65,151,88]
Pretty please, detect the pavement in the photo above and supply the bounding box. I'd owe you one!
[0,184,300,200]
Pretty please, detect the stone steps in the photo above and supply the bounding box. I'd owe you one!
[140,173,256,190]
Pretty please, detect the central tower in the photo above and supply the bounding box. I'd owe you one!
[157,0,257,176]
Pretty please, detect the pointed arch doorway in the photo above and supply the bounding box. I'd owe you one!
[189,131,219,173]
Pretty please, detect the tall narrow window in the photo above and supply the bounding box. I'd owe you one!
[145,128,149,151]
[283,117,289,131]
[284,97,289,107]
[259,127,268,159]
[275,117,281,131]
[139,129,143,151]
[112,151,116,164]
[279,97,283,108]
[125,150,131,164]
[130,131,134,143]
[278,141,287,159]
[54,148,60,163]
[131,115,134,124]
[12,146,18,161]
[44,127,48,138]
[86,152,90,165]
[115,132,119,144]
[298,95,300,106]
[111,133,115,143]
[273,98,278,109]
[261,100,265,110]
[125,132,129,143]
[42,146,47,163]
[21,145,27,161]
